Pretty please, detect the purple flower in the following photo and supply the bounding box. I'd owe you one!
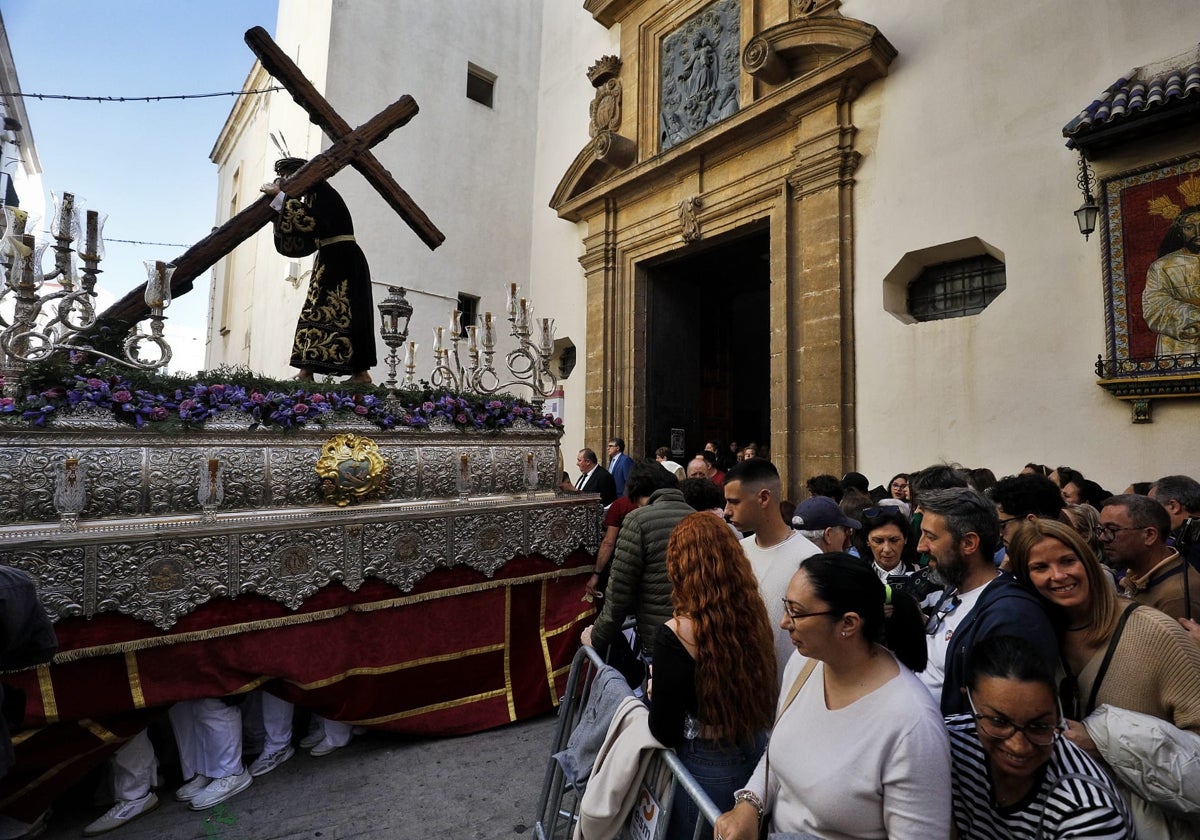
[293,403,309,415]
[354,405,369,415]
[149,406,168,421]
[311,393,325,404]
[112,390,132,404]
[179,399,196,411]
[251,392,266,404]
[86,378,104,388]
[455,412,468,424]
[209,384,226,396]
[422,401,435,413]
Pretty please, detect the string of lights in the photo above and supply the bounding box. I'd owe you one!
[10,87,283,103]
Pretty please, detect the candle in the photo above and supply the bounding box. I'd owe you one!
[450,309,462,336]
[208,458,219,482]
[403,340,417,367]
[507,283,519,319]
[57,193,75,239]
[433,326,444,352]
[482,312,495,347]
[85,210,99,256]
[518,298,528,328]
[459,453,469,481]
[526,452,535,470]
[466,325,478,353]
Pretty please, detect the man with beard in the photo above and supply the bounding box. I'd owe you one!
[916,488,1058,715]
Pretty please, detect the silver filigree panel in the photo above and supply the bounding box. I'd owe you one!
[361,518,448,591]
[1,547,86,619]
[529,503,601,563]
[239,527,345,609]
[266,447,321,507]
[95,537,231,629]
[451,510,525,577]
[660,0,741,151]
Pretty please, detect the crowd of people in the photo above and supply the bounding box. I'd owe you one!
[575,451,1200,840]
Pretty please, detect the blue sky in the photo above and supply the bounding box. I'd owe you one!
[5,0,279,373]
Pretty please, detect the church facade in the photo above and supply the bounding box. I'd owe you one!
[209,0,1200,492]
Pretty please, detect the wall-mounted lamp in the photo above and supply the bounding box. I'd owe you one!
[1074,154,1100,240]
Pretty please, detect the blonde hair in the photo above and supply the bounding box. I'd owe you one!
[1008,518,1122,647]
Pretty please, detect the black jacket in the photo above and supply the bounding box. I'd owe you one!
[939,573,1058,716]
[579,465,618,507]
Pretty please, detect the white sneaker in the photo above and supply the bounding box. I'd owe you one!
[83,793,159,836]
[188,771,253,811]
[308,736,347,757]
[174,774,211,802]
[298,729,323,750]
[0,811,48,840]
[248,745,294,777]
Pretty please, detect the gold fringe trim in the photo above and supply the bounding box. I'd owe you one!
[48,565,591,664]
[503,587,516,722]
[37,664,58,724]
[285,643,505,691]
[0,721,121,809]
[538,582,557,706]
[124,652,146,709]
[345,689,508,726]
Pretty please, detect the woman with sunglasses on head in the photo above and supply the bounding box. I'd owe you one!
[713,554,950,840]
[649,513,777,840]
[947,635,1131,838]
[1008,518,1200,837]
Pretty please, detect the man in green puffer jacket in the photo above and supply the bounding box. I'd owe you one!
[588,479,692,660]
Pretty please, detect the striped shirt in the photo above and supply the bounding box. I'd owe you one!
[946,715,1132,839]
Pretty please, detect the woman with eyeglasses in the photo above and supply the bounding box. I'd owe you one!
[947,635,1131,838]
[888,473,911,502]
[1008,518,1200,837]
[649,513,777,840]
[713,554,950,840]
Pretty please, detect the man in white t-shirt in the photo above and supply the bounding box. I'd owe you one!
[723,458,820,682]
[916,487,1058,715]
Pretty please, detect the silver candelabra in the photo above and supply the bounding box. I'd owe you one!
[0,192,174,391]
[427,283,558,398]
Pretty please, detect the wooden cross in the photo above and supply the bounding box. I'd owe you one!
[100,26,444,329]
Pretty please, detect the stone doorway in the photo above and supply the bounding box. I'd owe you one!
[643,226,770,461]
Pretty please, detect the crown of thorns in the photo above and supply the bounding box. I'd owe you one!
[1147,175,1200,221]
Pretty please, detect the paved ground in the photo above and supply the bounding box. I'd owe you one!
[40,713,558,840]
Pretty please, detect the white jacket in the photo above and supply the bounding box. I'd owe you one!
[1084,703,1200,839]
[574,695,664,840]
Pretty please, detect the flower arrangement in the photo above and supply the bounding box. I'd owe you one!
[3,359,563,434]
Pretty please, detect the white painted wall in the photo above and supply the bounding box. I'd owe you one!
[209,0,553,397]
[845,0,1200,491]
[529,5,620,460]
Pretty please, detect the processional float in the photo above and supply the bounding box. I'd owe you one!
[0,27,595,824]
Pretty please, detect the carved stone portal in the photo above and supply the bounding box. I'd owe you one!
[660,0,741,151]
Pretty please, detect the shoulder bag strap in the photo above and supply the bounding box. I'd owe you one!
[1085,603,1138,716]
[779,658,819,719]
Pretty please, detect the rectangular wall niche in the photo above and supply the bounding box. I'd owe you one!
[659,0,740,151]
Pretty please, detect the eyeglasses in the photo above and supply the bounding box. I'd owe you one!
[1093,524,1143,540]
[966,689,1064,746]
[997,516,1020,529]
[780,599,837,622]
[890,481,908,489]
[924,591,960,635]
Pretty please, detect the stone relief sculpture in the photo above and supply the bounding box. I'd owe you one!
[680,196,703,243]
[588,55,623,137]
[660,0,741,151]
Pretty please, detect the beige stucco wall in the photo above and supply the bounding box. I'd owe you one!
[844,0,1200,490]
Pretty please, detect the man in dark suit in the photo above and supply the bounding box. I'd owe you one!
[560,448,617,507]
[607,437,632,497]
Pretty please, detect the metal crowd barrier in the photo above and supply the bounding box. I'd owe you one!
[532,643,722,840]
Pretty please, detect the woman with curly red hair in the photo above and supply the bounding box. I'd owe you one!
[649,512,777,840]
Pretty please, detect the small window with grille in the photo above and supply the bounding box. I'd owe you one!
[907,255,1006,322]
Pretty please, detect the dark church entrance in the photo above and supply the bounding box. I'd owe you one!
[643,225,770,464]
